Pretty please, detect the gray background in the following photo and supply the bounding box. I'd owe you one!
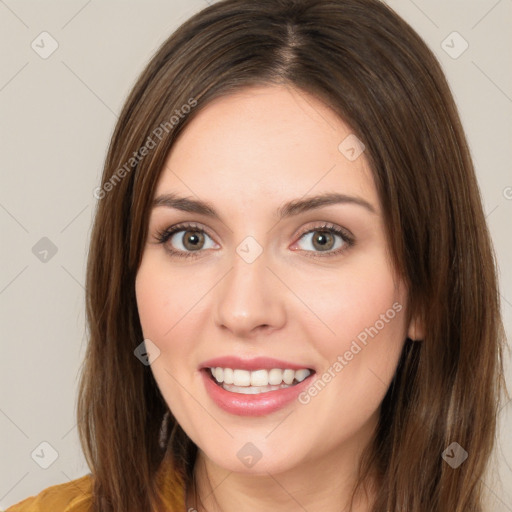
[1,0,511,510]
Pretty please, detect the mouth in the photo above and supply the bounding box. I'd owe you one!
[202,367,316,395]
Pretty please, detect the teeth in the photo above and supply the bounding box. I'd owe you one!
[209,367,312,387]
[283,369,295,384]
[250,369,268,387]
[223,367,234,385]
[221,382,293,394]
[295,369,311,382]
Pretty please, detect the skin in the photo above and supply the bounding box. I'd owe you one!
[135,85,423,512]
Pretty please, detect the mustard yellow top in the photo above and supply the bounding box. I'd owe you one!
[5,454,186,512]
[5,474,93,512]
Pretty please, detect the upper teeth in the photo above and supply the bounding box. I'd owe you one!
[209,367,312,387]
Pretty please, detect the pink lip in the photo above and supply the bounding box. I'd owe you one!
[199,356,314,371]
[200,368,316,416]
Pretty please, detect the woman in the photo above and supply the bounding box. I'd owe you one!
[8,0,507,511]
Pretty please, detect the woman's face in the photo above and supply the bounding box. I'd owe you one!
[136,85,414,476]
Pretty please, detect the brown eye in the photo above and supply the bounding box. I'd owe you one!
[311,230,335,251]
[155,223,219,259]
[180,230,205,251]
[296,228,346,253]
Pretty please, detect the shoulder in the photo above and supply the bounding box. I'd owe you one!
[6,474,93,512]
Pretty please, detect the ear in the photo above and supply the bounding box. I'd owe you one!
[407,315,424,341]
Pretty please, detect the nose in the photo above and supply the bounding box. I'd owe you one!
[213,249,287,338]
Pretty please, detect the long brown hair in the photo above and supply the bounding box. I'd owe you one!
[77,0,508,510]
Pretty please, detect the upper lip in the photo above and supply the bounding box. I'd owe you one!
[199,356,315,372]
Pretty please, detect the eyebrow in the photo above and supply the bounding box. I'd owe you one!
[151,192,377,219]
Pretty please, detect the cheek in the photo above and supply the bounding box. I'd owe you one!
[135,268,169,340]
[135,259,199,399]
[291,252,407,427]
[292,252,405,347]
[135,256,208,341]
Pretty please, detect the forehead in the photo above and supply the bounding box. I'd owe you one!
[155,85,378,213]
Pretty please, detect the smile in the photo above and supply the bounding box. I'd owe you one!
[201,366,316,416]
[209,367,312,394]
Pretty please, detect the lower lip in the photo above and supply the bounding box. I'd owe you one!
[200,368,315,416]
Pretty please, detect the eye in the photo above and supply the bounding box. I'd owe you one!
[154,221,355,260]
[155,222,218,259]
[291,223,354,257]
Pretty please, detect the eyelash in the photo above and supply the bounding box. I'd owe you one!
[154,222,355,260]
